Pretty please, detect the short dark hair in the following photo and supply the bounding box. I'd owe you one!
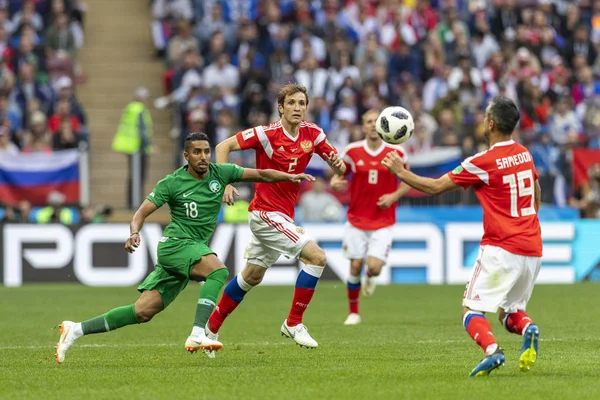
[488,96,520,135]
[184,131,210,152]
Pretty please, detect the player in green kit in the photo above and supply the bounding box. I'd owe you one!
[55,132,314,364]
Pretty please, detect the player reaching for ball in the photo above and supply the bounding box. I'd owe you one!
[382,96,542,377]
[201,83,346,356]
[55,132,314,364]
[330,109,410,326]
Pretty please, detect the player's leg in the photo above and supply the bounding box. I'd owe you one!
[207,230,279,335]
[498,255,542,372]
[342,224,368,325]
[462,245,521,376]
[55,288,163,364]
[185,252,230,354]
[345,259,364,325]
[362,227,392,296]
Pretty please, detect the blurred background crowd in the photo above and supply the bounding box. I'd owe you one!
[3,0,600,224]
[150,0,600,214]
[0,0,88,155]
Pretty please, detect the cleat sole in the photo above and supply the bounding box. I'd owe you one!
[519,348,537,372]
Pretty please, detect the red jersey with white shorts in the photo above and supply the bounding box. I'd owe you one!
[236,120,337,219]
[448,139,542,257]
[341,140,408,231]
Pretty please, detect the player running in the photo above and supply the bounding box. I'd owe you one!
[55,132,314,364]
[330,109,410,326]
[201,83,346,355]
[382,96,542,377]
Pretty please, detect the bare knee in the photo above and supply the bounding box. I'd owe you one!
[299,241,327,267]
[350,259,364,276]
[366,257,385,276]
[308,248,327,267]
[134,303,160,323]
[242,264,266,286]
[135,291,163,323]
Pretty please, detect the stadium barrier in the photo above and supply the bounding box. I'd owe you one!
[1,207,598,287]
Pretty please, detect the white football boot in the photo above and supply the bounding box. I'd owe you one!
[362,275,376,296]
[281,319,318,348]
[343,313,361,325]
[184,333,223,354]
[55,321,82,364]
[202,325,219,359]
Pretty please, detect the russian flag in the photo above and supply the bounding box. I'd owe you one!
[0,150,80,206]
[406,147,462,197]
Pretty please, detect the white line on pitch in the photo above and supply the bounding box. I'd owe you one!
[0,342,291,350]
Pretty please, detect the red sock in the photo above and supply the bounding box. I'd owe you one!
[348,288,360,314]
[207,292,240,333]
[504,311,533,335]
[465,313,497,353]
[287,288,315,326]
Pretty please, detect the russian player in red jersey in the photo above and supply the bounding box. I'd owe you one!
[203,83,346,354]
[330,109,410,326]
[383,96,542,377]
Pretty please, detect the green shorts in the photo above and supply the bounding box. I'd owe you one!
[137,237,215,308]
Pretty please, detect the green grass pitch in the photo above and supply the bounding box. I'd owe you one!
[2,283,600,399]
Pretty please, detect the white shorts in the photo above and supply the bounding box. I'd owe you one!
[244,211,311,269]
[462,245,541,314]
[342,223,392,263]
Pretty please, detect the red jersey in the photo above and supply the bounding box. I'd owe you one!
[236,120,337,219]
[448,140,543,257]
[342,140,408,231]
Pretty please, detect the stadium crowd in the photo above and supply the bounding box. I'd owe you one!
[150,0,600,215]
[3,0,600,223]
[0,0,91,223]
[0,0,88,155]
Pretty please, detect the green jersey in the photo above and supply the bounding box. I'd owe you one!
[146,163,244,242]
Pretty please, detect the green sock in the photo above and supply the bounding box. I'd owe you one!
[81,304,139,335]
[194,268,229,328]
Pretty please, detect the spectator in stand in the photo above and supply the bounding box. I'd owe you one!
[0,124,17,154]
[52,118,81,150]
[49,98,80,133]
[13,62,52,116]
[300,177,343,223]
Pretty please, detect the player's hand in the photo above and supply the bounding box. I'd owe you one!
[223,184,239,206]
[125,233,141,253]
[330,174,348,192]
[289,173,315,184]
[324,152,346,175]
[377,193,397,209]
[382,152,405,176]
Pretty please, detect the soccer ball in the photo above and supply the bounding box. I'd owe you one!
[375,106,415,145]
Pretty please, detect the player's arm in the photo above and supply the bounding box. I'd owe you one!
[218,129,261,205]
[534,179,541,211]
[314,131,346,175]
[215,135,242,164]
[382,152,461,195]
[330,173,348,192]
[240,168,315,184]
[376,182,411,208]
[125,199,159,253]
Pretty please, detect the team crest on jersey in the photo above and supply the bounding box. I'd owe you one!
[209,180,222,193]
[300,140,313,153]
[452,165,464,174]
[296,227,305,235]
